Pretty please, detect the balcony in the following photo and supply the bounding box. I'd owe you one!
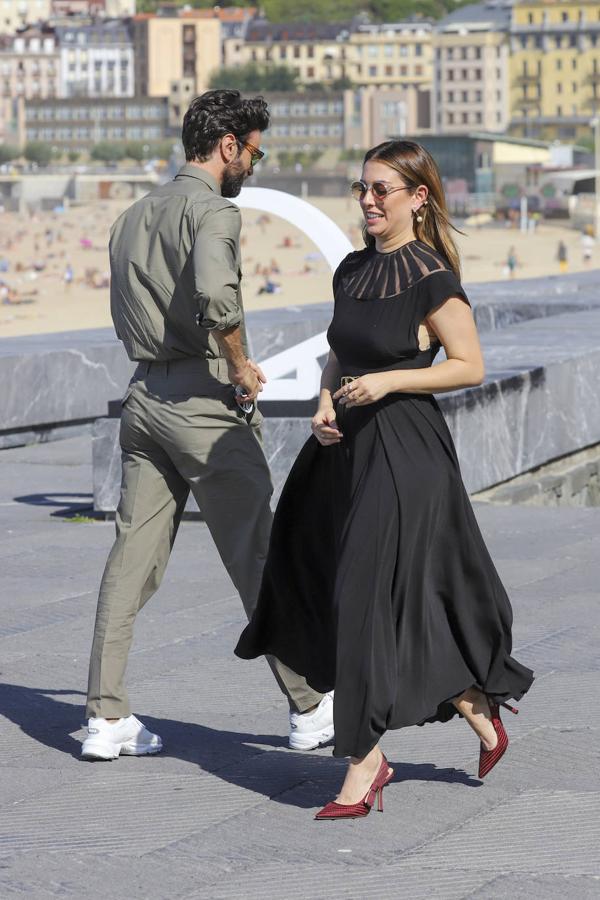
[584,72,600,86]
[513,74,540,87]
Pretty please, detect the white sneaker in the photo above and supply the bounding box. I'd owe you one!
[289,691,334,750]
[81,715,162,761]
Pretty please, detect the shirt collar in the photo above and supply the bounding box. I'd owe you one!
[175,164,220,194]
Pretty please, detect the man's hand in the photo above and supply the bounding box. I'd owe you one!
[228,360,264,403]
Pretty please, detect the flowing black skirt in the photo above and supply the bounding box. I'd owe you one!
[236,392,534,758]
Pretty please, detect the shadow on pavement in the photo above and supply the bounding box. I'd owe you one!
[14,492,94,517]
[0,684,483,808]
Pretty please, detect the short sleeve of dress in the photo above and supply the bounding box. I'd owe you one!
[419,269,470,319]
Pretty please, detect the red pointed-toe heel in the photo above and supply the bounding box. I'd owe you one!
[315,753,394,821]
[478,699,519,779]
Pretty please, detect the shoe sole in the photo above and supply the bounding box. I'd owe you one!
[81,739,163,761]
[289,727,334,751]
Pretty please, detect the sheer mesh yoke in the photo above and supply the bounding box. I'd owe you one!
[340,240,450,300]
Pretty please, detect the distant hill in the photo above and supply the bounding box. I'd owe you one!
[136,0,476,24]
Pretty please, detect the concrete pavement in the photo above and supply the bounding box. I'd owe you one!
[0,435,599,899]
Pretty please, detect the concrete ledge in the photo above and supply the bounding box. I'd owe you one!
[92,305,600,511]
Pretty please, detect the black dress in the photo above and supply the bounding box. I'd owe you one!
[236,240,534,759]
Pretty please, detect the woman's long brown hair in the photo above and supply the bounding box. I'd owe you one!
[361,140,462,279]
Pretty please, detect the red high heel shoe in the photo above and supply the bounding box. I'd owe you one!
[315,753,394,820]
[478,699,519,779]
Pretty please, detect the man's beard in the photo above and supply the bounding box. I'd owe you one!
[221,160,247,198]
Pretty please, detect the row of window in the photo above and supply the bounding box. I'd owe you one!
[270,123,343,136]
[26,105,165,121]
[26,126,163,140]
[442,89,502,104]
[67,60,130,72]
[442,68,499,82]
[436,46,486,61]
[270,101,343,116]
[524,9,600,25]
[443,110,503,126]
[513,33,598,50]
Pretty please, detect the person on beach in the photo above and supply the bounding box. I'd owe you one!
[80,89,333,762]
[236,140,534,820]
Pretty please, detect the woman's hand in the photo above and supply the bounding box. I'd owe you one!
[311,405,342,445]
[332,373,391,408]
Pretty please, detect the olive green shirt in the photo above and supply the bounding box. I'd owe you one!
[109,164,246,362]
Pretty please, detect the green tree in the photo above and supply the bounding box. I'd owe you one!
[90,141,126,164]
[24,142,52,167]
[0,144,20,165]
[149,140,177,161]
[209,63,298,93]
[124,141,147,163]
[67,150,80,163]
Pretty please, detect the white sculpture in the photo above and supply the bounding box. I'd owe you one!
[232,187,354,401]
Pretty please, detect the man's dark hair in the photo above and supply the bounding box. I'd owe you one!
[182,89,269,162]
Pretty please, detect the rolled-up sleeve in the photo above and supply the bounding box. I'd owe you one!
[192,204,242,331]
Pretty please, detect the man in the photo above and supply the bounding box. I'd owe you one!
[81,90,333,760]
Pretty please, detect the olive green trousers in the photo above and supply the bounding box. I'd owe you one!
[86,357,322,719]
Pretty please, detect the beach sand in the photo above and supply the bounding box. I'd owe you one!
[0,195,596,338]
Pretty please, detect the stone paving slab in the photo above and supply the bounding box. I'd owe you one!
[0,436,599,898]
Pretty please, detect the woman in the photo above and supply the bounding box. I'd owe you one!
[236,141,534,820]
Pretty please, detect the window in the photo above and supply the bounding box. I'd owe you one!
[448,90,454,102]
[293,45,300,59]
[400,65,407,76]
[475,90,482,102]
[368,45,377,58]
[307,45,314,58]
[448,70,454,81]
[461,47,467,59]
[557,82,562,94]
[307,66,314,78]
[415,65,423,75]
[368,65,377,76]
[572,57,577,69]
[448,112,454,124]
[447,47,454,60]
[557,104,562,115]
[384,44,393,57]
[462,90,468,102]
[415,43,422,57]
[572,82,577,92]
[556,58,562,71]
[475,111,482,124]
[399,45,408,57]
[528,12,534,24]
[279,46,286,59]
[474,47,481,59]
[462,112,468,123]
[384,65,393,76]
[561,11,569,22]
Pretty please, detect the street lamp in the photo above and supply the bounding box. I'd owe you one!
[591,117,600,240]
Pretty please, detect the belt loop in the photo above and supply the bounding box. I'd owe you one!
[165,360,170,376]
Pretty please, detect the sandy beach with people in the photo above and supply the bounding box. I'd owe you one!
[0,195,596,338]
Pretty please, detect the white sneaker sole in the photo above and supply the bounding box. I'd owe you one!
[288,726,334,751]
[81,737,163,761]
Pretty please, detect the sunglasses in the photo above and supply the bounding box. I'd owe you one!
[350,180,413,201]
[239,139,265,166]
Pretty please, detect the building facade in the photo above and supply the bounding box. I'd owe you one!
[18,94,168,149]
[509,0,600,140]
[55,19,134,98]
[51,1,136,15]
[433,1,511,134]
[223,18,433,93]
[133,12,220,98]
[0,0,51,35]
[0,28,59,101]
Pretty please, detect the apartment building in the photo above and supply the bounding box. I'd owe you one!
[433,1,511,134]
[51,1,136,14]
[53,19,134,98]
[0,27,59,101]
[509,0,600,140]
[18,94,167,148]
[348,21,433,91]
[0,0,51,34]
[224,18,433,93]
[133,11,220,97]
